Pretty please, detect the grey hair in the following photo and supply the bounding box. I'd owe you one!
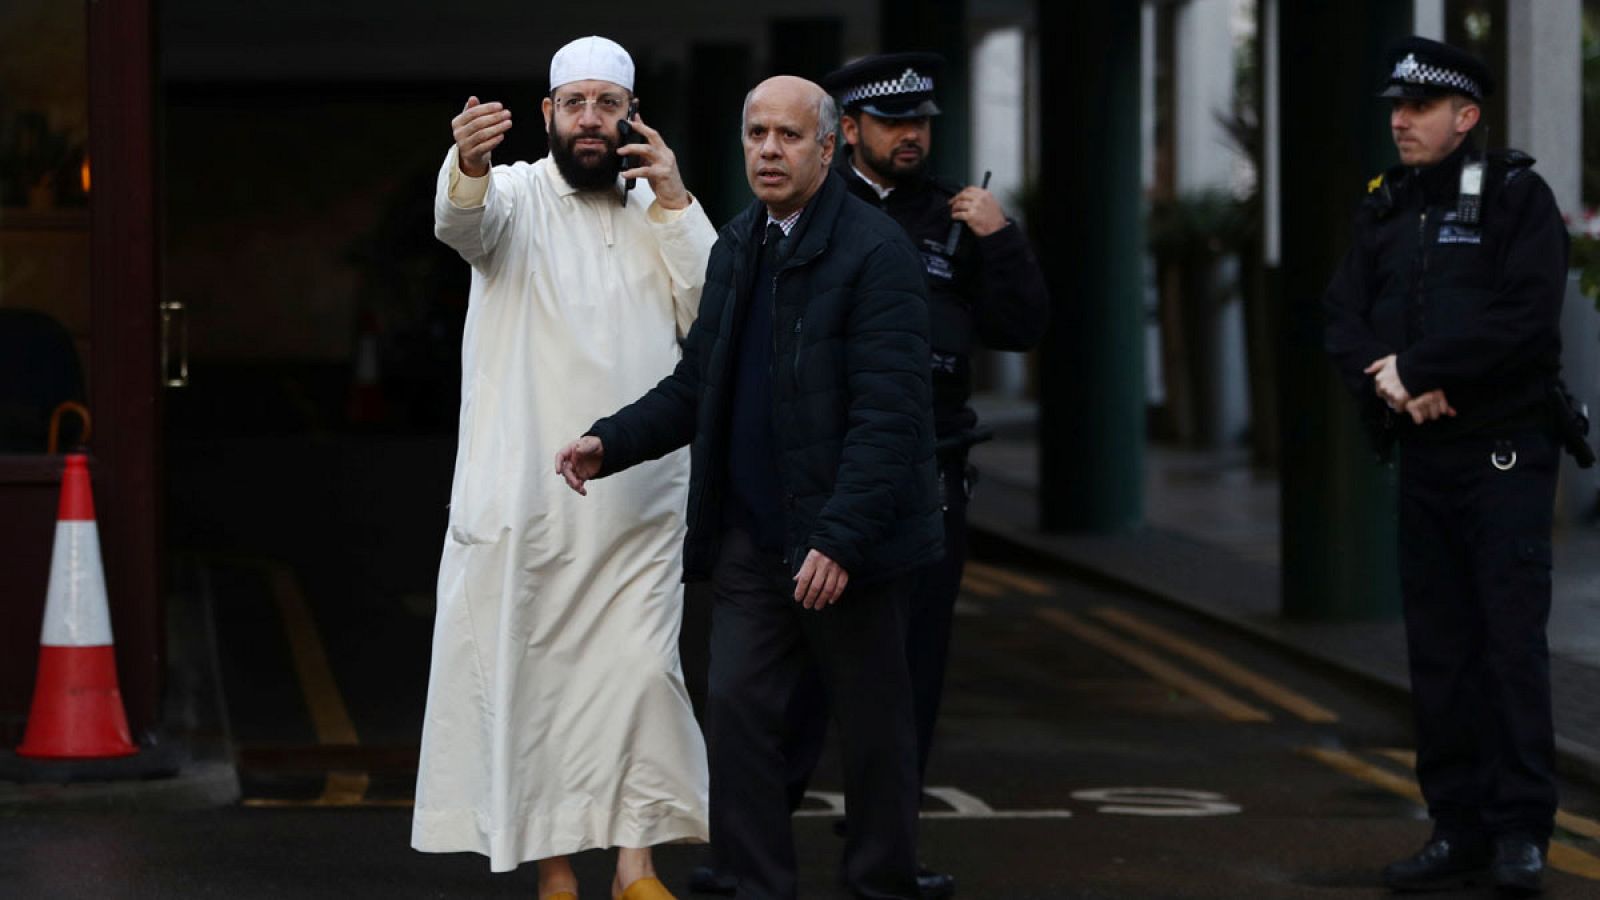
[740,87,840,145]
[815,93,838,145]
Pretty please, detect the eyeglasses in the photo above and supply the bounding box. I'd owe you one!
[551,94,628,116]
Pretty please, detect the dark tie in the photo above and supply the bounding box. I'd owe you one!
[762,222,785,268]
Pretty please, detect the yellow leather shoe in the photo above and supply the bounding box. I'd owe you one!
[541,893,577,900]
[617,876,675,900]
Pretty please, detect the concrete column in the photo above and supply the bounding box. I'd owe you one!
[1507,1,1596,525]
[1173,0,1251,447]
[1413,0,1445,40]
[1173,0,1239,194]
[971,26,1029,397]
[1263,0,1280,266]
[1506,0,1581,211]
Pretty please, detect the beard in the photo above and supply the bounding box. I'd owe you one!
[548,119,622,192]
[857,139,928,185]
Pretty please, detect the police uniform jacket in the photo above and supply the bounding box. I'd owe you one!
[1323,140,1569,443]
[839,154,1051,446]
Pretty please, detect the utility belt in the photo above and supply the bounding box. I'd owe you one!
[1367,379,1593,467]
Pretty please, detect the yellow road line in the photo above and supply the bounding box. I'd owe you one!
[213,556,370,809]
[959,573,1005,597]
[242,771,410,808]
[965,561,1053,597]
[1373,747,1416,768]
[1034,607,1271,722]
[1299,746,1600,880]
[1373,748,1600,842]
[1299,746,1422,802]
[1557,813,1600,843]
[1089,607,1339,723]
[265,564,361,746]
[1550,844,1600,880]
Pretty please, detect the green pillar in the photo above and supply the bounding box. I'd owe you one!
[878,0,971,184]
[1277,1,1409,620]
[1035,0,1144,533]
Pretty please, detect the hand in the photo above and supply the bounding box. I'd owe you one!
[452,96,512,178]
[1364,354,1412,409]
[793,549,849,610]
[616,114,690,210]
[949,186,1007,237]
[553,436,604,496]
[1404,389,1456,425]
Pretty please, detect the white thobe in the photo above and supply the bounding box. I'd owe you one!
[411,146,714,871]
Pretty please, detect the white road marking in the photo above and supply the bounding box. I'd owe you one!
[1070,787,1243,817]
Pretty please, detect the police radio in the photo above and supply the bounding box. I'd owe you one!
[1457,159,1484,226]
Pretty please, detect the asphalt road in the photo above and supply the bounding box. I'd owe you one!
[5,436,1599,898]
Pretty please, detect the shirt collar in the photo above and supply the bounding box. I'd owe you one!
[850,162,894,200]
[765,206,804,238]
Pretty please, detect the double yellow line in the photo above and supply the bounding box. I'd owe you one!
[220,558,387,809]
[1300,746,1600,881]
[1034,605,1339,724]
[1035,600,1600,881]
[962,560,1053,598]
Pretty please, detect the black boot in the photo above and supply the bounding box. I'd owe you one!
[1489,836,1545,896]
[1382,837,1490,892]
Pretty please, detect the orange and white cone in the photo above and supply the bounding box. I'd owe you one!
[17,453,137,759]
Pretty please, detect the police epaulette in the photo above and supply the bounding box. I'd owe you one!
[1489,148,1536,184]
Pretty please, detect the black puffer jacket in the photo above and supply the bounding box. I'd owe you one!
[588,170,943,583]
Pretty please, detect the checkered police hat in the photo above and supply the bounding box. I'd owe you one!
[1378,36,1494,103]
[820,52,944,119]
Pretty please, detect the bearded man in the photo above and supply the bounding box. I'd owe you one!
[411,35,714,900]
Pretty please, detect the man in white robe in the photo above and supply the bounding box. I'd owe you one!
[411,35,714,900]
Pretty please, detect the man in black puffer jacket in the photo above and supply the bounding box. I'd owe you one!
[557,75,941,900]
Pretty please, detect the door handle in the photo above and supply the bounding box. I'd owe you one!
[160,300,189,388]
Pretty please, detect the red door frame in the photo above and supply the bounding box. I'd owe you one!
[87,0,162,735]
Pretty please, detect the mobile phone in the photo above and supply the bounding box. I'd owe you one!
[616,101,646,205]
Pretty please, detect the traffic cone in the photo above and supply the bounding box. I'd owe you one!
[17,453,137,759]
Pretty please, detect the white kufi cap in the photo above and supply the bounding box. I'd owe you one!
[549,35,635,93]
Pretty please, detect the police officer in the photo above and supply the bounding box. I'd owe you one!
[1323,36,1571,895]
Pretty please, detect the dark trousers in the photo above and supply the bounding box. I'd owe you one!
[907,459,970,784]
[784,457,970,794]
[1398,429,1559,843]
[707,527,920,900]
